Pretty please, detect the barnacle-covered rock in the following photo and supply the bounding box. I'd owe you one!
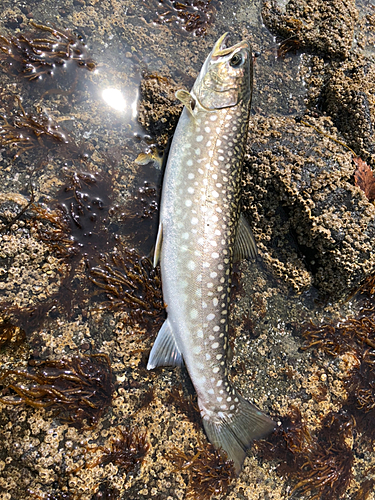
[262,0,358,59]
[242,115,375,296]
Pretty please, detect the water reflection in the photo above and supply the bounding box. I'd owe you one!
[102,88,127,112]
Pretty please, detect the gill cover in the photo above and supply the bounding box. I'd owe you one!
[192,33,252,111]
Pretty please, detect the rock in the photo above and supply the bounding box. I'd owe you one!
[242,115,375,296]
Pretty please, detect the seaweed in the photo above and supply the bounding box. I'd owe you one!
[81,427,149,473]
[0,354,113,428]
[0,21,95,81]
[277,37,301,59]
[301,310,375,441]
[168,440,235,500]
[0,95,74,158]
[0,315,26,349]
[89,246,165,328]
[144,0,215,37]
[291,412,354,500]
[165,384,201,429]
[255,408,354,500]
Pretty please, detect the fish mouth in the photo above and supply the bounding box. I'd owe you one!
[212,32,248,57]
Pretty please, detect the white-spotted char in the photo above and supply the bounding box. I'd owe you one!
[147,33,275,473]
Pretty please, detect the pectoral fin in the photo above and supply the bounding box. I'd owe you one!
[234,213,258,261]
[153,222,163,267]
[135,147,163,169]
[147,318,183,369]
[176,89,196,117]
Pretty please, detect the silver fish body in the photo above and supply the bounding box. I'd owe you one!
[147,34,275,473]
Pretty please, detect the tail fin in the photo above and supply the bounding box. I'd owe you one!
[200,392,275,474]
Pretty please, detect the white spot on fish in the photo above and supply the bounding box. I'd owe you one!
[210,272,217,279]
[197,329,203,338]
[217,396,223,402]
[193,345,202,354]
[187,159,193,166]
[191,217,198,225]
[216,139,222,146]
[212,252,219,259]
[205,126,211,133]
[212,342,219,348]
[213,325,220,332]
[210,115,218,121]
[185,199,192,207]
[187,260,195,270]
[195,148,201,155]
[208,388,214,394]
[190,309,198,319]
[188,187,194,194]
[197,274,202,281]
[207,313,215,321]
[212,191,219,198]
[206,353,211,360]
[188,173,195,179]
[213,297,218,306]
[216,380,222,387]
[196,135,203,142]
[213,367,219,374]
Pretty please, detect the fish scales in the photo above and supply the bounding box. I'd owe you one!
[147,33,275,473]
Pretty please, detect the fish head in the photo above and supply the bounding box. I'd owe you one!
[192,33,252,111]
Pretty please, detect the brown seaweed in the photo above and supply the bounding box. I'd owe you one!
[143,0,215,36]
[81,427,149,472]
[0,21,95,81]
[0,315,26,349]
[0,354,113,428]
[0,96,73,158]
[89,246,165,328]
[168,440,235,500]
[256,409,354,500]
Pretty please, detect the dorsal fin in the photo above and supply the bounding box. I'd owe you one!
[234,213,258,261]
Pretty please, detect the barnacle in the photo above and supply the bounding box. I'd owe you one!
[168,440,235,500]
[0,21,95,81]
[144,0,215,37]
[0,96,72,158]
[0,315,26,349]
[89,246,165,328]
[0,354,113,428]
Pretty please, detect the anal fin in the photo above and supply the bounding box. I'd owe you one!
[234,213,258,261]
[147,318,183,369]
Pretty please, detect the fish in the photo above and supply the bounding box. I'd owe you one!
[147,33,275,473]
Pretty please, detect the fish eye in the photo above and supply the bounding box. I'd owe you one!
[229,52,244,67]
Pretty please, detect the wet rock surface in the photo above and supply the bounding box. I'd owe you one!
[0,0,375,499]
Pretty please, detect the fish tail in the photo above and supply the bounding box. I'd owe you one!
[200,392,275,474]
